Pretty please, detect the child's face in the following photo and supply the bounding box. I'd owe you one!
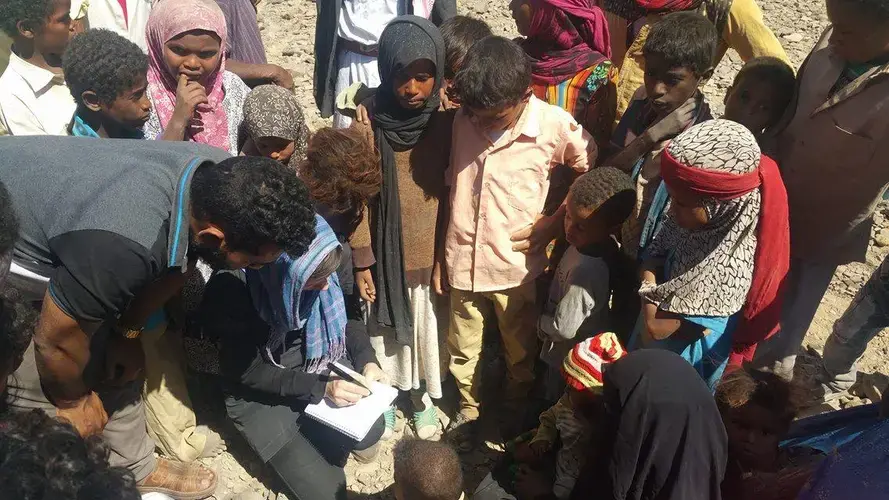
[643,54,704,117]
[97,75,152,130]
[723,76,782,136]
[722,403,786,471]
[464,92,530,133]
[255,136,296,164]
[666,186,709,231]
[509,0,533,37]
[393,59,436,111]
[565,193,611,248]
[567,387,604,421]
[827,0,889,64]
[164,30,222,85]
[29,0,72,58]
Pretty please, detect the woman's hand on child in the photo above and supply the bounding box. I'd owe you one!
[267,64,294,90]
[325,376,371,407]
[355,96,376,124]
[173,74,208,123]
[355,268,376,303]
[644,97,697,144]
[529,440,552,458]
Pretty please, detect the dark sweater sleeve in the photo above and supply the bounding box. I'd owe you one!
[205,271,328,403]
[345,318,378,373]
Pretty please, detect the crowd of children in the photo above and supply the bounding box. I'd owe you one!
[0,0,889,498]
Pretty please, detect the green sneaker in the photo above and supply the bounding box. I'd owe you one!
[382,406,397,440]
[412,405,439,440]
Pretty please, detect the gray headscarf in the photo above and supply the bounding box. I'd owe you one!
[243,84,310,164]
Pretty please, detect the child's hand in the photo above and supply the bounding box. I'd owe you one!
[644,97,697,144]
[355,268,376,303]
[432,258,449,295]
[511,213,563,254]
[173,74,208,123]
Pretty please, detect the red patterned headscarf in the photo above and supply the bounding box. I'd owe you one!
[522,0,612,85]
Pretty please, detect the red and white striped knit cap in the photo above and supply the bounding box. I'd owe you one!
[561,332,627,392]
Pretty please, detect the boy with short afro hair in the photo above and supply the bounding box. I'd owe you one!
[724,56,796,140]
[538,167,635,399]
[0,0,75,135]
[393,439,464,500]
[63,29,151,139]
[605,11,717,258]
[443,36,596,448]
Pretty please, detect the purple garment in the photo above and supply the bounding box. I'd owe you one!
[216,0,267,64]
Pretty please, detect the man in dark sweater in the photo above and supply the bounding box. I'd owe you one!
[0,136,316,498]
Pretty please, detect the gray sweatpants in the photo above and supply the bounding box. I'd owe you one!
[819,256,889,392]
[5,264,156,481]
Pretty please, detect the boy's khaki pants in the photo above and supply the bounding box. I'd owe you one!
[448,280,539,419]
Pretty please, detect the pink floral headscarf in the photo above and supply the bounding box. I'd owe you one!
[145,0,229,152]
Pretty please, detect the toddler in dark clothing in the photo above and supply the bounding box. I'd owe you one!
[394,439,464,500]
[717,367,822,500]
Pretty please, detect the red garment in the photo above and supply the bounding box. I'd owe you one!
[522,0,611,85]
[635,0,701,13]
[661,152,790,368]
[117,0,128,28]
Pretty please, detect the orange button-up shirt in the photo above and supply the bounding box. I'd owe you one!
[445,96,596,293]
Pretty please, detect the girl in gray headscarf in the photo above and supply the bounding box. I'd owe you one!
[241,84,310,166]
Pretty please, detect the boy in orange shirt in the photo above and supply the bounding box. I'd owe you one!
[438,36,597,450]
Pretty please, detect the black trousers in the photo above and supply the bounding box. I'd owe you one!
[268,414,384,500]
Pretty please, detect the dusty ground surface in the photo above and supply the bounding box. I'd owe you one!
[184,1,889,498]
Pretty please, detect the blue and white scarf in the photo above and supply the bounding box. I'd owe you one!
[247,215,346,373]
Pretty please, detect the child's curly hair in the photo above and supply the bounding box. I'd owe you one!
[716,367,802,427]
[0,410,140,499]
[300,127,381,217]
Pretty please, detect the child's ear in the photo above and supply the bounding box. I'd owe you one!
[523,86,534,102]
[81,91,102,112]
[16,20,36,39]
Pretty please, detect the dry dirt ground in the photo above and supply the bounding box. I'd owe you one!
[187,1,889,498]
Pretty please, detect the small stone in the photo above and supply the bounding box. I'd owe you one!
[783,33,804,43]
[875,233,889,247]
[282,49,296,56]
[281,13,292,20]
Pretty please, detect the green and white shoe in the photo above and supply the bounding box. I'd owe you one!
[382,406,397,440]
[412,405,439,440]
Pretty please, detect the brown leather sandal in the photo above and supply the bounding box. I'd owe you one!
[137,457,217,500]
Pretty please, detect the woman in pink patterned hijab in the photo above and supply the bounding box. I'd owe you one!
[143,0,250,154]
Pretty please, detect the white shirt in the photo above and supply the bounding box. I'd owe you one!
[336,0,400,45]
[0,53,76,136]
[87,0,153,51]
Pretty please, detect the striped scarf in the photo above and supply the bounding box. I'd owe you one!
[247,215,346,373]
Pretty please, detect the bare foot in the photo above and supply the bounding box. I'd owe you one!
[196,424,226,458]
[138,457,217,500]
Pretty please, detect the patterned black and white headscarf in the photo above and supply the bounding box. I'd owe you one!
[640,120,761,317]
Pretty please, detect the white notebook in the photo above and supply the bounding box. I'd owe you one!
[305,378,398,441]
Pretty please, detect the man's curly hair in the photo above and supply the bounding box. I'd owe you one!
[191,156,316,257]
[569,167,636,227]
[0,0,55,37]
[0,289,35,376]
[300,127,381,217]
[0,410,140,499]
[0,181,19,259]
[63,29,148,105]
